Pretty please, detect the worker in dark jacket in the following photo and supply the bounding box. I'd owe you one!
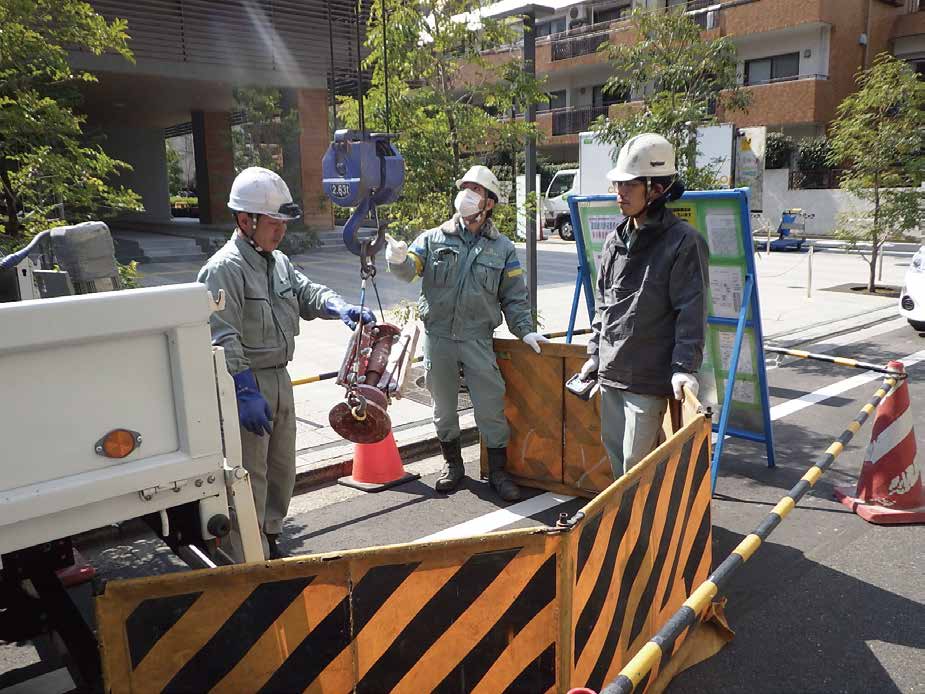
[579,134,709,477]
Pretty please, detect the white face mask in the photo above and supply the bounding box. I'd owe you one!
[454,188,484,219]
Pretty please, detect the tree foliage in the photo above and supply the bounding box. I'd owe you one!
[764,131,794,169]
[232,87,300,177]
[0,0,142,238]
[594,7,750,189]
[166,143,185,196]
[338,0,546,238]
[828,53,925,292]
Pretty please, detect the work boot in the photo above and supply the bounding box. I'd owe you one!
[266,533,288,560]
[487,447,521,502]
[435,438,465,492]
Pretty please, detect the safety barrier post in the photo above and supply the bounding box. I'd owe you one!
[764,347,909,378]
[600,373,899,694]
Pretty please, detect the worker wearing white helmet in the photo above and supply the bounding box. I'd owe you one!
[385,164,547,502]
[198,167,374,559]
[579,134,710,477]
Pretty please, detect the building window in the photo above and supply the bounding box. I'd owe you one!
[592,84,628,107]
[536,17,567,38]
[538,90,567,112]
[592,3,632,24]
[744,53,800,85]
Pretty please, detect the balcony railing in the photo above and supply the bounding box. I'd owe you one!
[744,73,829,87]
[551,29,611,61]
[551,105,610,135]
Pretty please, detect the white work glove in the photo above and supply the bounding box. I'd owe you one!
[385,234,408,265]
[671,372,699,400]
[579,355,599,380]
[522,332,550,354]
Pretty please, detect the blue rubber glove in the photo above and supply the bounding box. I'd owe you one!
[323,296,376,330]
[232,369,273,436]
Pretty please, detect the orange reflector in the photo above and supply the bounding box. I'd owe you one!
[102,429,137,459]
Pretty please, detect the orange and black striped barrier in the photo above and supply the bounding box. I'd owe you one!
[765,346,908,378]
[95,386,714,693]
[600,372,899,694]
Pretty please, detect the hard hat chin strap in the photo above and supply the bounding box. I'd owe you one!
[238,212,266,253]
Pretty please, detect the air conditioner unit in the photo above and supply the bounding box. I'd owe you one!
[569,6,588,23]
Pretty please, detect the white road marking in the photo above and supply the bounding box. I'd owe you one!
[769,349,925,420]
[413,492,576,543]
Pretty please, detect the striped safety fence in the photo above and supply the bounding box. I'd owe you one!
[290,328,593,387]
[95,389,714,693]
[600,372,900,694]
[765,346,909,378]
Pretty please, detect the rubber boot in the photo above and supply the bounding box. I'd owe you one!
[487,447,521,502]
[266,533,288,560]
[435,438,465,492]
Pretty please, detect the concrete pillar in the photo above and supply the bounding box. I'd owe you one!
[101,126,172,223]
[296,88,334,229]
[192,111,235,225]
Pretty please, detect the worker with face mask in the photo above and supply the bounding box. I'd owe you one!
[198,167,374,559]
[579,134,709,478]
[385,165,547,501]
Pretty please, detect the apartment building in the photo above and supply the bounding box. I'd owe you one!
[472,0,925,162]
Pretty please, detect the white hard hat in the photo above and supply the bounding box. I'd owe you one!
[456,165,503,201]
[228,167,302,220]
[606,133,677,182]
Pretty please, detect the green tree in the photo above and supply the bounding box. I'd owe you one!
[232,87,300,177]
[166,143,184,196]
[594,6,750,189]
[338,0,546,238]
[828,53,925,293]
[0,0,142,242]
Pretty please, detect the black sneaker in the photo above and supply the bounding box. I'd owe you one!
[266,534,288,559]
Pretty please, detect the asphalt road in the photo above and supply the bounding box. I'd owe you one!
[3,309,924,691]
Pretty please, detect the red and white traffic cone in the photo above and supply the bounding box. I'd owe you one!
[834,361,925,524]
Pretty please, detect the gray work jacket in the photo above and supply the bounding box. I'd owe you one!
[389,215,534,340]
[197,233,337,374]
[589,207,710,396]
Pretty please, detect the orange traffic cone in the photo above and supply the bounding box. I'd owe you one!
[834,361,925,524]
[338,430,421,492]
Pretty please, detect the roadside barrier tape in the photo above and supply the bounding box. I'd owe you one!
[600,374,897,694]
[765,346,908,379]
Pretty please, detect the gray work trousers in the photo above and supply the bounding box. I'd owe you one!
[240,366,296,537]
[600,385,668,478]
[424,334,510,448]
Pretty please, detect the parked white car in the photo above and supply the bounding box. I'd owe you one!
[899,245,925,332]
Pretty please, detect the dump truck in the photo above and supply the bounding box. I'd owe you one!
[0,223,263,690]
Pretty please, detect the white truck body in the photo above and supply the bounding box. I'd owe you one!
[0,283,261,561]
[542,127,737,238]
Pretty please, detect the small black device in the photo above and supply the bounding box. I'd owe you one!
[566,373,598,401]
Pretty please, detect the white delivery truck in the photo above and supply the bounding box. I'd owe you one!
[541,127,736,241]
[541,133,620,241]
[0,224,263,691]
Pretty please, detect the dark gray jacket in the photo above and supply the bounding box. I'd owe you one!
[588,207,710,396]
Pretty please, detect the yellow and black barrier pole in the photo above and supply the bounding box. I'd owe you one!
[289,328,594,387]
[765,346,908,378]
[600,372,899,694]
